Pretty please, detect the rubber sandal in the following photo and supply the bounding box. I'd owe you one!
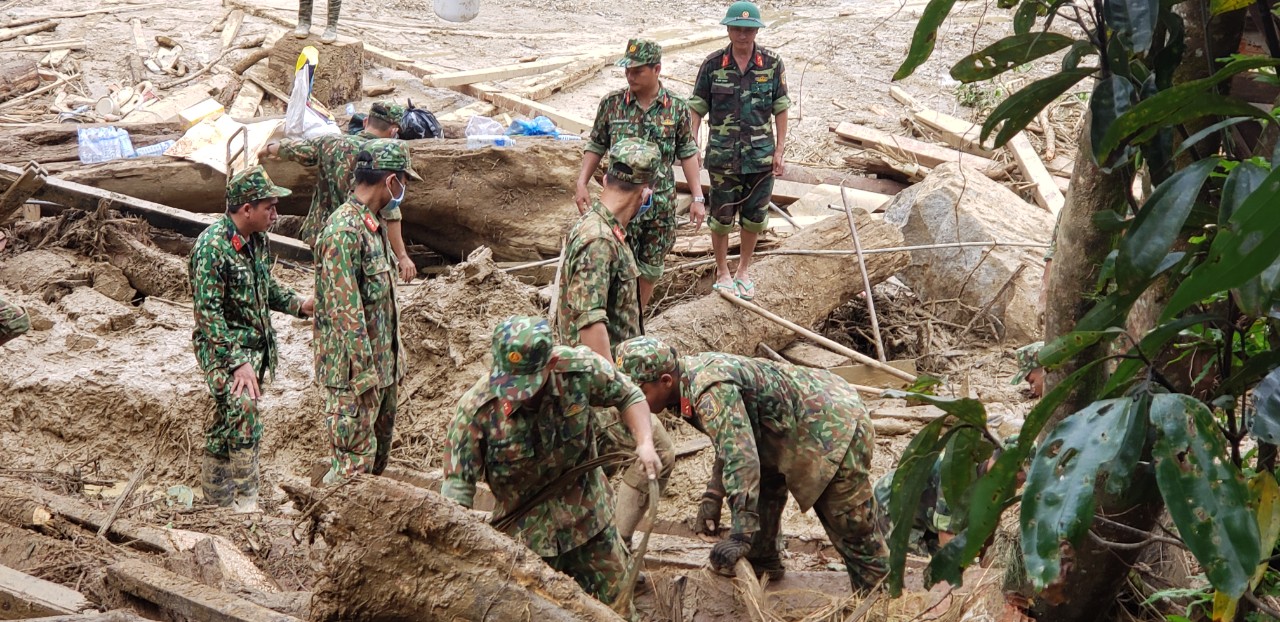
[734,279,755,301]
[712,281,738,297]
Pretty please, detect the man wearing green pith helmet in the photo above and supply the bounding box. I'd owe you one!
[689,1,791,301]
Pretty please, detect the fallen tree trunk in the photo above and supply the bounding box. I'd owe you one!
[649,209,907,356]
[0,58,40,103]
[0,122,184,166]
[296,476,624,622]
[49,140,584,262]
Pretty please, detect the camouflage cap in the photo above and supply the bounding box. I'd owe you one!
[616,39,662,68]
[489,316,556,403]
[226,165,292,206]
[614,336,679,383]
[1010,341,1044,385]
[607,137,661,185]
[368,100,406,125]
[356,138,423,180]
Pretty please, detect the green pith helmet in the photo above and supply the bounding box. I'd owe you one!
[721,1,765,28]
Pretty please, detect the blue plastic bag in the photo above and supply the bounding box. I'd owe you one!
[505,115,559,137]
[77,126,136,164]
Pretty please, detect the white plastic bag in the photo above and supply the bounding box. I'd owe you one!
[465,115,505,137]
[284,47,339,140]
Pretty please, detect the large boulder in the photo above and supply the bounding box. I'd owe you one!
[881,162,1054,343]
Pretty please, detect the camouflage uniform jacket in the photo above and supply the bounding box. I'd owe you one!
[312,197,404,395]
[555,199,642,351]
[688,45,791,174]
[678,352,864,533]
[189,214,305,377]
[441,346,647,556]
[586,86,699,226]
[277,131,403,246]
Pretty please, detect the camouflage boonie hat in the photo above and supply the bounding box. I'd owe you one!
[489,316,555,403]
[368,100,406,125]
[607,138,661,185]
[616,39,662,68]
[356,139,423,180]
[1011,341,1044,385]
[226,165,292,206]
[614,336,679,383]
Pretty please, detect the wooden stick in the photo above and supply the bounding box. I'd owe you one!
[501,255,560,273]
[0,20,56,44]
[733,558,768,622]
[97,465,148,539]
[546,236,567,333]
[0,72,77,111]
[757,341,884,396]
[670,240,1051,272]
[767,201,800,230]
[716,289,917,383]
[614,479,660,616]
[756,342,787,363]
[0,39,84,53]
[0,3,159,29]
[840,184,886,362]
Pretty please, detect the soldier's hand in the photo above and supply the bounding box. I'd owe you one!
[689,200,707,230]
[574,183,590,215]
[694,492,723,535]
[258,143,277,160]
[300,297,316,317]
[397,255,416,283]
[772,152,786,177]
[231,363,261,400]
[635,441,663,481]
[709,533,752,572]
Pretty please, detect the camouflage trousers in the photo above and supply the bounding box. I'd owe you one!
[598,411,676,496]
[544,524,631,612]
[323,382,397,482]
[707,170,772,235]
[626,209,676,283]
[0,295,30,346]
[202,350,266,457]
[753,420,888,592]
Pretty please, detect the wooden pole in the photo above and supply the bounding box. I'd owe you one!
[97,466,148,539]
[546,236,567,333]
[757,341,885,396]
[716,289,917,383]
[840,184,886,362]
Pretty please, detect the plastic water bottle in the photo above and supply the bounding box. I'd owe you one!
[77,126,136,164]
[555,134,583,141]
[466,135,515,149]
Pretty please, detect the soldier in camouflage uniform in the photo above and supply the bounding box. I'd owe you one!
[688,1,790,301]
[442,316,662,609]
[0,296,29,346]
[576,38,705,308]
[313,139,420,484]
[615,335,887,592]
[558,138,677,546]
[261,101,418,283]
[189,165,314,512]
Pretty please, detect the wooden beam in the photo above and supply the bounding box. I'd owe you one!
[0,162,312,261]
[1007,133,1065,215]
[0,564,94,617]
[0,20,58,44]
[467,84,592,133]
[105,559,304,622]
[228,80,264,119]
[220,9,245,50]
[424,56,580,88]
[830,122,999,172]
[0,161,46,222]
[0,39,85,53]
[16,613,151,622]
[0,478,174,554]
[673,167,815,205]
[910,108,996,157]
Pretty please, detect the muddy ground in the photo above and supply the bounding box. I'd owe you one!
[0,0,1054,618]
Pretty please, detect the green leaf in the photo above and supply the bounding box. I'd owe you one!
[1038,329,1125,367]
[1090,75,1136,163]
[1152,10,1186,91]
[925,358,1109,587]
[1218,349,1280,398]
[1249,366,1280,445]
[950,33,1076,83]
[1021,398,1139,589]
[1151,393,1261,598]
[981,69,1096,148]
[1091,210,1131,232]
[1210,0,1254,14]
[1125,95,1272,153]
[1105,0,1160,53]
[886,417,947,596]
[940,427,994,533]
[1174,117,1252,159]
[881,391,987,427]
[1101,315,1220,398]
[1221,160,1268,225]
[1102,392,1151,496]
[1013,0,1039,34]
[1115,157,1220,291]
[1164,165,1280,320]
[1061,40,1098,71]
[894,0,959,81]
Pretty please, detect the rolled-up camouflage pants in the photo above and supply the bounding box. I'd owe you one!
[707,170,772,235]
[202,350,266,457]
[545,524,630,611]
[323,383,397,482]
[0,295,30,346]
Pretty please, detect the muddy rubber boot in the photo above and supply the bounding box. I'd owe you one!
[294,0,313,38]
[614,483,647,545]
[200,451,234,508]
[229,446,261,514]
[320,0,341,43]
[747,553,786,581]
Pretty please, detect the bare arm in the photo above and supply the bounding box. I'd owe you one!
[772,109,788,176]
[579,322,612,361]
[574,151,604,214]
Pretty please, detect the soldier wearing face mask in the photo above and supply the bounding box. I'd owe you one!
[312,139,421,484]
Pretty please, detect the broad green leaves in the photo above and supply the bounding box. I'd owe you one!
[885,417,948,596]
[1021,398,1141,589]
[951,33,1076,82]
[1105,0,1160,54]
[1209,0,1253,14]
[1249,366,1280,444]
[894,0,959,81]
[1115,157,1219,291]
[981,69,1096,147]
[1151,394,1260,598]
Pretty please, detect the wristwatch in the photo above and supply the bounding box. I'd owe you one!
[693,196,706,203]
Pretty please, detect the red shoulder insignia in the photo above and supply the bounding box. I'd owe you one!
[754,52,764,68]
[720,53,730,69]
[230,234,244,252]
[680,396,692,418]
[612,225,627,243]
[363,213,379,232]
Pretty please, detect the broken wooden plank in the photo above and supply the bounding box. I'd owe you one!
[0,20,57,44]
[0,161,312,262]
[228,80,264,119]
[0,39,85,53]
[0,4,160,30]
[0,161,47,221]
[673,167,814,205]
[39,48,69,68]
[105,559,303,622]
[468,84,592,133]
[424,55,580,88]
[830,121,1000,172]
[1007,133,1065,215]
[243,70,290,104]
[121,74,234,123]
[0,564,94,617]
[674,436,712,458]
[220,9,245,50]
[829,359,918,389]
[888,85,920,111]
[434,100,497,123]
[0,477,173,553]
[911,108,996,157]
[18,612,152,622]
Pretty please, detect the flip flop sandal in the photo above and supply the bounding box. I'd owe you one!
[734,279,756,301]
[712,281,738,297]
